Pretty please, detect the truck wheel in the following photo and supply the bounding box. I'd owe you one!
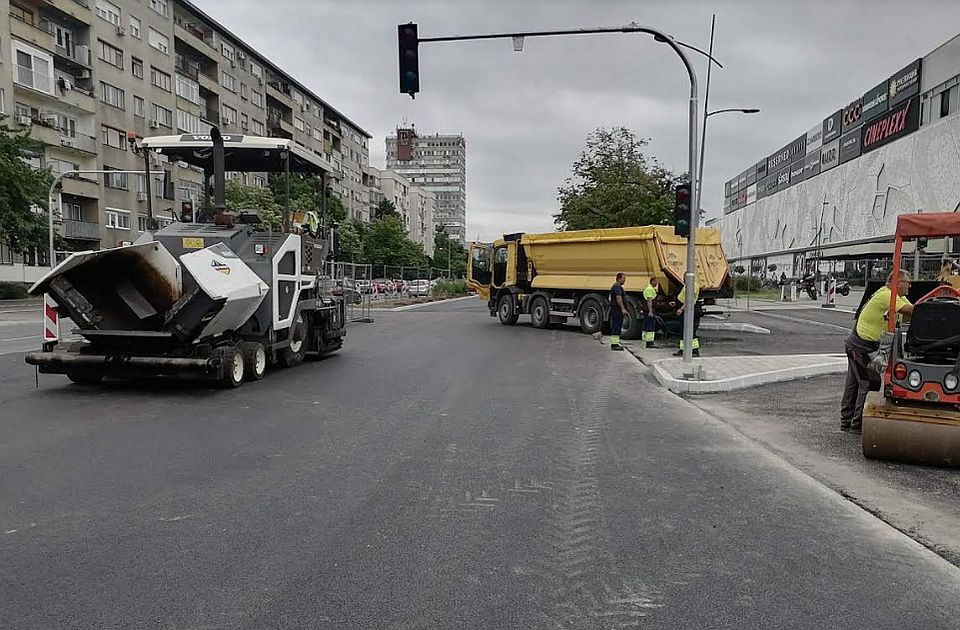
[578,297,603,334]
[497,294,519,325]
[242,341,267,381]
[67,372,103,385]
[279,313,308,368]
[621,298,642,340]
[221,345,245,388]
[530,296,549,329]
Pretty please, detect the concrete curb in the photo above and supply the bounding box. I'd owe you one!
[698,321,771,334]
[651,354,847,394]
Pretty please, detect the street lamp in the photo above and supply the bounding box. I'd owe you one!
[696,107,760,201]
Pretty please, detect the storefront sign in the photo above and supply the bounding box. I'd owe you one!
[756,158,768,181]
[746,183,757,205]
[862,81,889,122]
[768,145,791,171]
[803,149,821,179]
[838,129,862,163]
[805,123,822,153]
[747,164,758,186]
[822,110,842,144]
[789,160,805,186]
[787,134,806,163]
[820,139,840,171]
[889,58,922,106]
[842,98,863,133]
[862,94,920,153]
[775,167,791,192]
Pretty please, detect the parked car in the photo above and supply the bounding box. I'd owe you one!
[408,279,431,297]
[332,278,362,304]
[372,278,392,293]
[356,279,372,294]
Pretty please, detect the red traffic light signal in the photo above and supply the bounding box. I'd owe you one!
[398,23,420,98]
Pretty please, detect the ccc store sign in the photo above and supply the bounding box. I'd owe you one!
[842,100,862,130]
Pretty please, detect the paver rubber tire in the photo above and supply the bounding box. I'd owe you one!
[497,294,519,325]
[578,297,603,335]
[279,313,308,368]
[241,341,267,381]
[67,372,103,385]
[221,345,245,388]
[621,298,642,340]
[530,296,549,329]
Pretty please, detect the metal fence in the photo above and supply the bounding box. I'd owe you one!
[325,261,373,323]
[369,265,452,281]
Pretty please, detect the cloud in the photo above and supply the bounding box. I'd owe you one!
[200,0,960,239]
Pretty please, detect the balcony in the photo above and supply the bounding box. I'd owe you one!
[58,85,96,113]
[197,70,220,94]
[10,16,55,53]
[60,175,99,198]
[202,109,220,126]
[173,19,218,61]
[44,0,92,25]
[175,56,200,81]
[266,82,294,109]
[30,122,97,154]
[53,41,92,67]
[62,219,100,241]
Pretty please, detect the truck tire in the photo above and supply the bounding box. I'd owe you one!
[530,296,549,329]
[279,313,308,368]
[578,297,603,334]
[221,345,245,388]
[242,341,267,381]
[67,372,103,385]
[621,297,642,340]
[497,294,519,325]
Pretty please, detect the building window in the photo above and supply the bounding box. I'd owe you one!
[177,108,201,133]
[240,113,248,131]
[95,0,121,25]
[148,0,168,18]
[221,71,236,92]
[251,90,263,108]
[13,43,53,94]
[105,208,130,229]
[222,104,237,126]
[221,42,235,61]
[249,62,262,80]
[152,104,173,128]
[58,115,77,138]
[292,91,304,107]
[131,57,143,79]
[252,175,266,187]
[103,167,128,190]
[101,125,126,150]
[61,201,82,221]
[251,119,265,135]
[240,82,248,100]
[175,74,201,104]
[150,66,172,92]
[177,180,202,201]
[98,40,123,68]
[138,215,148,232]
[0,89,5,115]
[148,28,169,54]
[294,117,305,131]
[134,96,144,118]
[99,82,125,109]
[129,15,141,39]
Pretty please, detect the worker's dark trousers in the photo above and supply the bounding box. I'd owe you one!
[840,331,881,428]
[609,310,623,346]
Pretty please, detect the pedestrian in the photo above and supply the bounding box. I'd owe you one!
[675,278,700,357]
[840,270,914,434]
[607,272,628,351]
[779,271,787,286]
[642,276,659,348]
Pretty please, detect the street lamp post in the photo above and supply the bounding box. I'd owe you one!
[696,107,760,202]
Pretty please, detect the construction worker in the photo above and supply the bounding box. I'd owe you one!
[642,276,659,348]
[840,270,913,434]
[608,272,628,351]
[675,278,700,357]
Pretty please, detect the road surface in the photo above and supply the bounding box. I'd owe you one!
[2,298,959,628]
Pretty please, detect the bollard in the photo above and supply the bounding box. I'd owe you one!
[790,282,798,302]
[822,277,836,309]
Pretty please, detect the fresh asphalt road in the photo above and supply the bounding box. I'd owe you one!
[3,298,960,628]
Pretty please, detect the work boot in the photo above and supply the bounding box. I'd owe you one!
[693,349,700,357]
[645,341,655,348]
[611,344,624,351]
[848,423,862,435]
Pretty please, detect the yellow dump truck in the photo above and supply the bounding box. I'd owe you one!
[466,226,732,339]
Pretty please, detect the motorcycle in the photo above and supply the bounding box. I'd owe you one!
[836,280,851,296]
[800,275,818,300]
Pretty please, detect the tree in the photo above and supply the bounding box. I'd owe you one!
[362,215,426,267]
[431,225,468,278]
[224,179,283,230]
[0,122,52,254]
[554,127,678,231]
[336,219,364,262]
[375,199,398,220]
[268,173,347,225]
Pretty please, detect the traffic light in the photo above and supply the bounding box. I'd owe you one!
[181,201,193,222]
[398,23,419,98]
[674,182,691,237]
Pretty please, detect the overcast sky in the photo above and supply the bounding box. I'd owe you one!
[202,0,960,241]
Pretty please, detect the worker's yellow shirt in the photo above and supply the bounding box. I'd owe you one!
[856,286,911,342]
[643,285,658,301]
[677,282,699,304]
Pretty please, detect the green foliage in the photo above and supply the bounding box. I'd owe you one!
[362,215,426,267]
[375,199,398,220]
[0,282,29,299]
[554,127,678,231]
[430,225,468,278]
[224,179,283,230]
[268,173,347,225]
[431,279,467,298]
[336,219,364,262]
[734,275,764,292]
[0,122,52,254]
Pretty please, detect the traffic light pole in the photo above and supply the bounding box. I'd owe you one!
[408,22,710,375]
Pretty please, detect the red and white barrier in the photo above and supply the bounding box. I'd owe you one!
[822,277,837,309]
[43,293,59,342]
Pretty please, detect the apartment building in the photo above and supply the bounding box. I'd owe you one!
[374,167,434,256]
[2,0,370,280]
[385,127,466,243]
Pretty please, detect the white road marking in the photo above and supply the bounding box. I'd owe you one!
[390,295,478,311]
[5,529,17,534]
